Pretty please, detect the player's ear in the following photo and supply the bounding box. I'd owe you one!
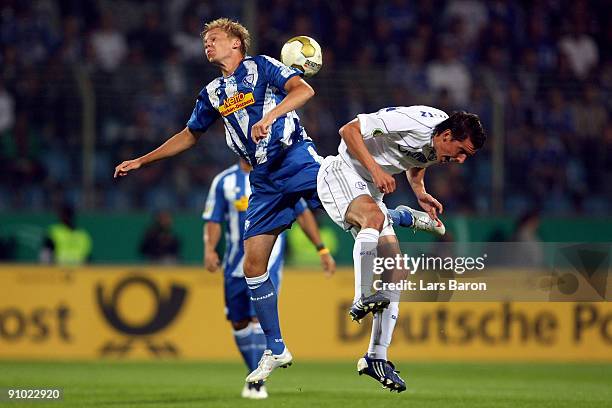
[440,129,451,142]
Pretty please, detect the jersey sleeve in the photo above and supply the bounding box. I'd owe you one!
[357,107,417,138]
[187,91,220,133]
[294,198,308,217]
[356,112,389,140]
[202,173,227,223]
[258,55,302,91]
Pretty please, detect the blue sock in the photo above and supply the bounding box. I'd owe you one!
[245,271,285,355]
[233,324,256,372]
[388,209,413,227]
[250,322,267,368]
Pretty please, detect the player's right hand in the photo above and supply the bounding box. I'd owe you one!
[416,192,443,221]
[251,114,273,143]
[371,168,396,194]
[204,251,220,272]
[114,159,142,178]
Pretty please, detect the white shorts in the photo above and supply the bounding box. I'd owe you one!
[317,155,393,234]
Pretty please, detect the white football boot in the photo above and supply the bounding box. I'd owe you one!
[245,348,293,383]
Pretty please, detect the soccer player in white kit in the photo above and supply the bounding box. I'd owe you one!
[317,105,485,392]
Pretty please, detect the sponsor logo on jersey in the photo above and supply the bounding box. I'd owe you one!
[422,145,437,162]
[398,144,436,164]
[218,92,255,116]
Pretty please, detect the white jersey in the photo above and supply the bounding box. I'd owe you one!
[338,105,448,179]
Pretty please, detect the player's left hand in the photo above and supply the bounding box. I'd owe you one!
[416,192,443,221]
[251,115,274,143]
[320,252,336,277]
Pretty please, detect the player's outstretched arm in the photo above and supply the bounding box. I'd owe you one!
[203,221,222,272]
[114,127,201,178]
[406,167,443,220]
[296,209,336,277]
[251,76,314,143]
[339,120,395,194]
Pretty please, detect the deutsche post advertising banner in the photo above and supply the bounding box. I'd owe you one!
[0,266,610,361]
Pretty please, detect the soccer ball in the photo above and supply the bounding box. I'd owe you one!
[280,36,323,78]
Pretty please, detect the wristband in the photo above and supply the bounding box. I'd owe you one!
[318,247,330,255]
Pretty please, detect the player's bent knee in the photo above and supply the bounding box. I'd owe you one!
[346,203,386,231]
[362,207,386,231]
[243,258,266,278]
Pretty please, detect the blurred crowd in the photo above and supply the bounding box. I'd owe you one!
[0,0,610,215]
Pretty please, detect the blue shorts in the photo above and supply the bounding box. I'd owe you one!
[244,141,322,239]
[224,257,283,322]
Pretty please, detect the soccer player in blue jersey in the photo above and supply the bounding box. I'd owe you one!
[114,17,325,383]
[203,158,335,399]
[114,17,441,384]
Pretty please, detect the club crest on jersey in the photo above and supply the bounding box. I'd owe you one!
[355,181,367,190]
[218,92,255,117]
[242,74,255,88]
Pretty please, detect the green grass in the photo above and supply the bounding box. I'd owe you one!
[0,361,610,407]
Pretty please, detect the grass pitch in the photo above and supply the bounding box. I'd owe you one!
[1,361,610,407]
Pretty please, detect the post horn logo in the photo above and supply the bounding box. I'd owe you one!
[96,274,188,357]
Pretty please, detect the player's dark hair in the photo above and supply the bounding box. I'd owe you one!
[433,111,486,150]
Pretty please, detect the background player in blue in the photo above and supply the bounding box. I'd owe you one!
[114,18,324,383]
[203,158,335,399]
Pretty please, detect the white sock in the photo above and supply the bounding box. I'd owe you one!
[367,301,399,360]
[353,228,380,302]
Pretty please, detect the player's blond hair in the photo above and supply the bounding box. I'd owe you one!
[201,18,251,56]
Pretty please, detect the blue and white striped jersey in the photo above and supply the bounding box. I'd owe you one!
[202,163,307,278]
[187,55,310,166]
